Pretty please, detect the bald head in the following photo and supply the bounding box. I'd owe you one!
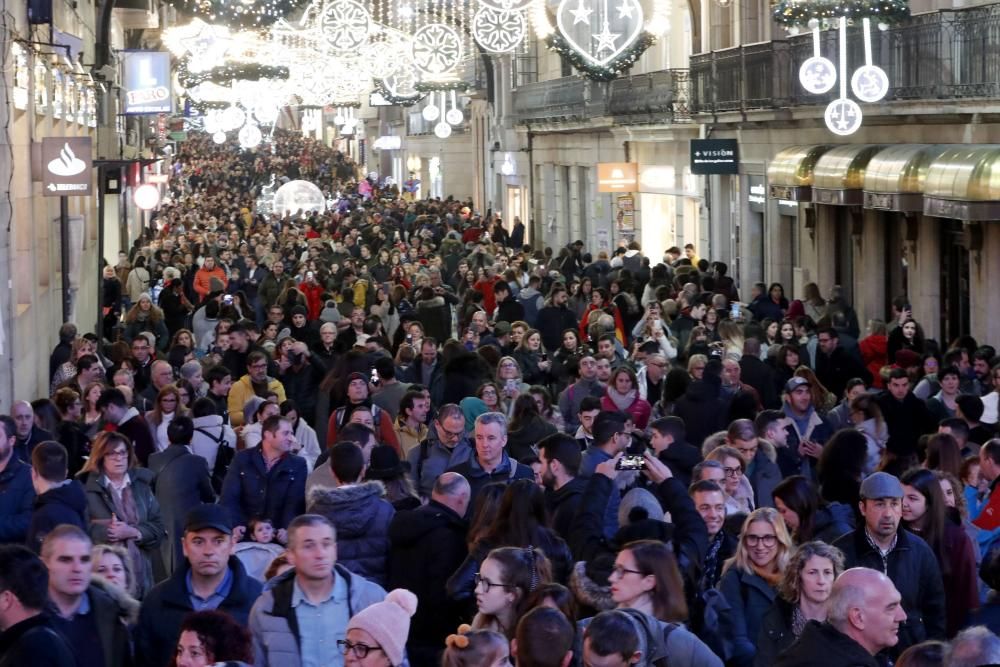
[11,401,33,438]
[828,568,906,656]
[151,360,174,390]
[432,472,471,517]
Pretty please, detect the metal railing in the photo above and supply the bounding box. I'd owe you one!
[691,2,1000,113]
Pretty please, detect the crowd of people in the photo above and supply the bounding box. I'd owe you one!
[5,128,1000,667]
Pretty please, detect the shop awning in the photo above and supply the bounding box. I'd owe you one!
[863,145,948,212]
[812,145,886,206]
[924,145,1000,220]
[767,145,835,202]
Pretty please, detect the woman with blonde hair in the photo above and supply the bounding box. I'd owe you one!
[718,319,745,359]
[123,293,169,351]
[92,543,137,597]
[755,541,845,666]
[719,507,794,666]
[51,336,98,394]
[145,384,189,453]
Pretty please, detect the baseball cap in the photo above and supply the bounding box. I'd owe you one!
[859,472,904,500]
[785,377,810,393]
[184,504,233,535]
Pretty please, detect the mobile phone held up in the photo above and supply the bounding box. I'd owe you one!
[616,455,646,471]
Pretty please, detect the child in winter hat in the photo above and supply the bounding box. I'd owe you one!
[344,589,418,666]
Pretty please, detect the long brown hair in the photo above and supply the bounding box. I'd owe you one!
[619,540,689,622]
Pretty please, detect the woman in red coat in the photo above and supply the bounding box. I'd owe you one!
[580,287,626,345]
[298,270,325,321]
[859,320,889,388]
[601,366,652,429]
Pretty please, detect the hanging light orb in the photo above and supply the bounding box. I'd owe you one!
[254,103,279,124]
[434,121,452,139]
[239,123,263,148]
[878,22,889,31]
[445,108,463,126]
[221,105,246,131]
[212,131,226,144]
[421,104,440,122]
[807,18,820,30]
[134,184,161,211]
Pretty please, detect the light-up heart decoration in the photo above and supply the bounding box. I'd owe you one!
[534,0,670,80]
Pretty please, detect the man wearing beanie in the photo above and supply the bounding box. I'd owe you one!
[342,589,418,666]
[833,471,945,657]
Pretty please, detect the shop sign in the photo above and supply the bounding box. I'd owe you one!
[598,163,638,192]
[747,175,766,213]
[122,51,172,115]
[373,136,402,150]
[42,136,92,197]
[691,139,739,175]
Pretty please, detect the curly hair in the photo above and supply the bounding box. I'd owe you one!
[170,610,253,666]
[776,540,845,603]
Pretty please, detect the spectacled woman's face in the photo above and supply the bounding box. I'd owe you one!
[744,519,778,568]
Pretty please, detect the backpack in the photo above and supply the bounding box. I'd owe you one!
[195,426,234,494]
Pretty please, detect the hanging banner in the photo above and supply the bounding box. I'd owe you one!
[691,139,739,175]
[121,51,173,115]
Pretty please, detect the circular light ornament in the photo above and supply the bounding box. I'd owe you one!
[445,108,463,126]
[221,105,246,131]
[799,56,837,94]
[851,64,889,103]
[212,131,226,144]
[434,121,452,139]
[411,23,463,76]
[203,110,223,133]
[253,103,279,124]
[134,184,161,211]
[472,6,527,53]
[239,123,263,148]
[320,0,372,54]
[421,104,440,122]
[272,179,327,216]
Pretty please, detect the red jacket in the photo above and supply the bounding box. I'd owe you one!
[299,281,325,321]
[193,266,227,300]
[601,392,652,430]
[474,276,501,315]
[859,334,888,388]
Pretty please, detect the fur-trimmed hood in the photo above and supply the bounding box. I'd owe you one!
[569,560,615,613]
[306,481,392,537]
[415,295,446,309]
[90,573,140,625]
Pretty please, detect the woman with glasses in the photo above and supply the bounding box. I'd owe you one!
[705,446,755,515]
[588,539,721,666]
[476,382,503,413]
[718,507,793,667]
[145,384,188,453]
[755,541,844,667]
[79,431,166,597]
[339,589,418,667]
[496,356,529,414]
[471,546,553,640]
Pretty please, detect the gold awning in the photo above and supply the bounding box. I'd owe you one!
[924,145,1000,220]
[767,145,835,201]
[863,145,949,212]
[811,145,885,206]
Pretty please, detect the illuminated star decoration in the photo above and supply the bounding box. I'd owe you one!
[616,1,633,19]
[569,2,593,24]
[179,20,233,72]
[592,21,619,53]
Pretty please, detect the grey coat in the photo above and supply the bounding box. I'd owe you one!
[249,565,386,667]
[148,444,216,576]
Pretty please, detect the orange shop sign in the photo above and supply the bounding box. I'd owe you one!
[597,163,638,192]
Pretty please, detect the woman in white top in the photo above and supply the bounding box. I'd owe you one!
[281,399,321,471]
[145,384,188,453]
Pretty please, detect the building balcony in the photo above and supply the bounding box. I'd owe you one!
[512,68,691,127]
[691,2,1000,115]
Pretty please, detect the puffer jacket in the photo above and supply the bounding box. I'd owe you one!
[226,374,287,428]
[306,481,395,586]
[249,565,386,667]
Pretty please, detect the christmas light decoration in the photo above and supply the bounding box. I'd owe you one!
[212,131,227,144]
[161,0,308,28]
[411,23,463,76]
[239,123,263,148]
[473,6,527,53]
[273,179,327,214]
[320,0,372,53]
[773,0,909,28]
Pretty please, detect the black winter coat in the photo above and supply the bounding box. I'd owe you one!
[507,415,558,463]
[148,444,216,576]
[512,348,551,387]
[774,620,883,667]
[388,500,468,664]
[546,477,587,541]
[537,304,579,353]
[755,598,796,667]
[673,377,729,450]
[0,457,35,544]
[0,614,76,667]
[26,480,88,553]
[135,557,263,667]
[739,355,780,409]
[833,527,945,655]
[220,447,307,530]
[307,481,395,587]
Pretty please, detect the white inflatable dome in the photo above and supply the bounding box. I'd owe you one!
[272,179,326,216]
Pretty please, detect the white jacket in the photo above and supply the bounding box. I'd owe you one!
[190,414,237,471]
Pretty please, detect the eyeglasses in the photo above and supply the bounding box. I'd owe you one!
[744,534,778,547]
[723,466,743,477]
[610,565,646,578]
[249,363,268,370]
[105,450,129,459]
[475,573,515,592]
[337,640,384,659]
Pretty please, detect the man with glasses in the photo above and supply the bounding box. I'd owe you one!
[249,514,387,667]
[129,335,156,394]
[833,472,945,657]
[227,351,286,428]
[408,403,472,499]
[637,353,667,404]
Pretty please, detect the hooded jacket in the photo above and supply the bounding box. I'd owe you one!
[249,565,386,667]
[388,500,468,650]
[135,557,262,667]
[812,502,855,542]
[577,608,723,667]
[0,613,75,667]
[446,451,534,504]
[773,620,882,667]
[306,481,395,586]
[673,377,729,450]
[26,479,88,553]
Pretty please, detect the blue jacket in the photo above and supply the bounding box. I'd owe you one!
[446,451,534,505]
[220,447,307,529]
[579,445,622,539]
[306,481,395,587]
[406,427,472,498]
[26,480,87,553]
[0,457,34,543]
[718,567,778,667]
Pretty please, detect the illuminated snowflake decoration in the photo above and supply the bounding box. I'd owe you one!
[411,23,463,76]
[319,0,371,54]
[473,7,527,53]
[479,0,534,12]
[360,33,409,80]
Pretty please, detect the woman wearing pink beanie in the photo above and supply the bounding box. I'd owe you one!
[340,588,418,666]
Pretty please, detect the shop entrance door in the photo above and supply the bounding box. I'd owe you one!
[939,220,971,345]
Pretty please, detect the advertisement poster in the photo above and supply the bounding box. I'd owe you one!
[122,51,173,115]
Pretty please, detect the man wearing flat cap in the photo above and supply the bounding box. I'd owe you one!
[833,471,945,657]
[134,504,263,667]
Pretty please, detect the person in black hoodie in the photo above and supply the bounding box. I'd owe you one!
[673,361,729,450]
[649,417,702,488]
[25,441,87,553]
[387,472,470,667]
[538,433,587,541]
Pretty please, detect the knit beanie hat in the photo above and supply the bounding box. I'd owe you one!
[618,488,664,528]
[346,589,418,666]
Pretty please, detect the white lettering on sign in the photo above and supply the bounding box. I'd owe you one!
[126,86,170,106]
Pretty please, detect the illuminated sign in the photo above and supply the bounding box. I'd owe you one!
[122,51,173,115]
[597,163,638,193]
